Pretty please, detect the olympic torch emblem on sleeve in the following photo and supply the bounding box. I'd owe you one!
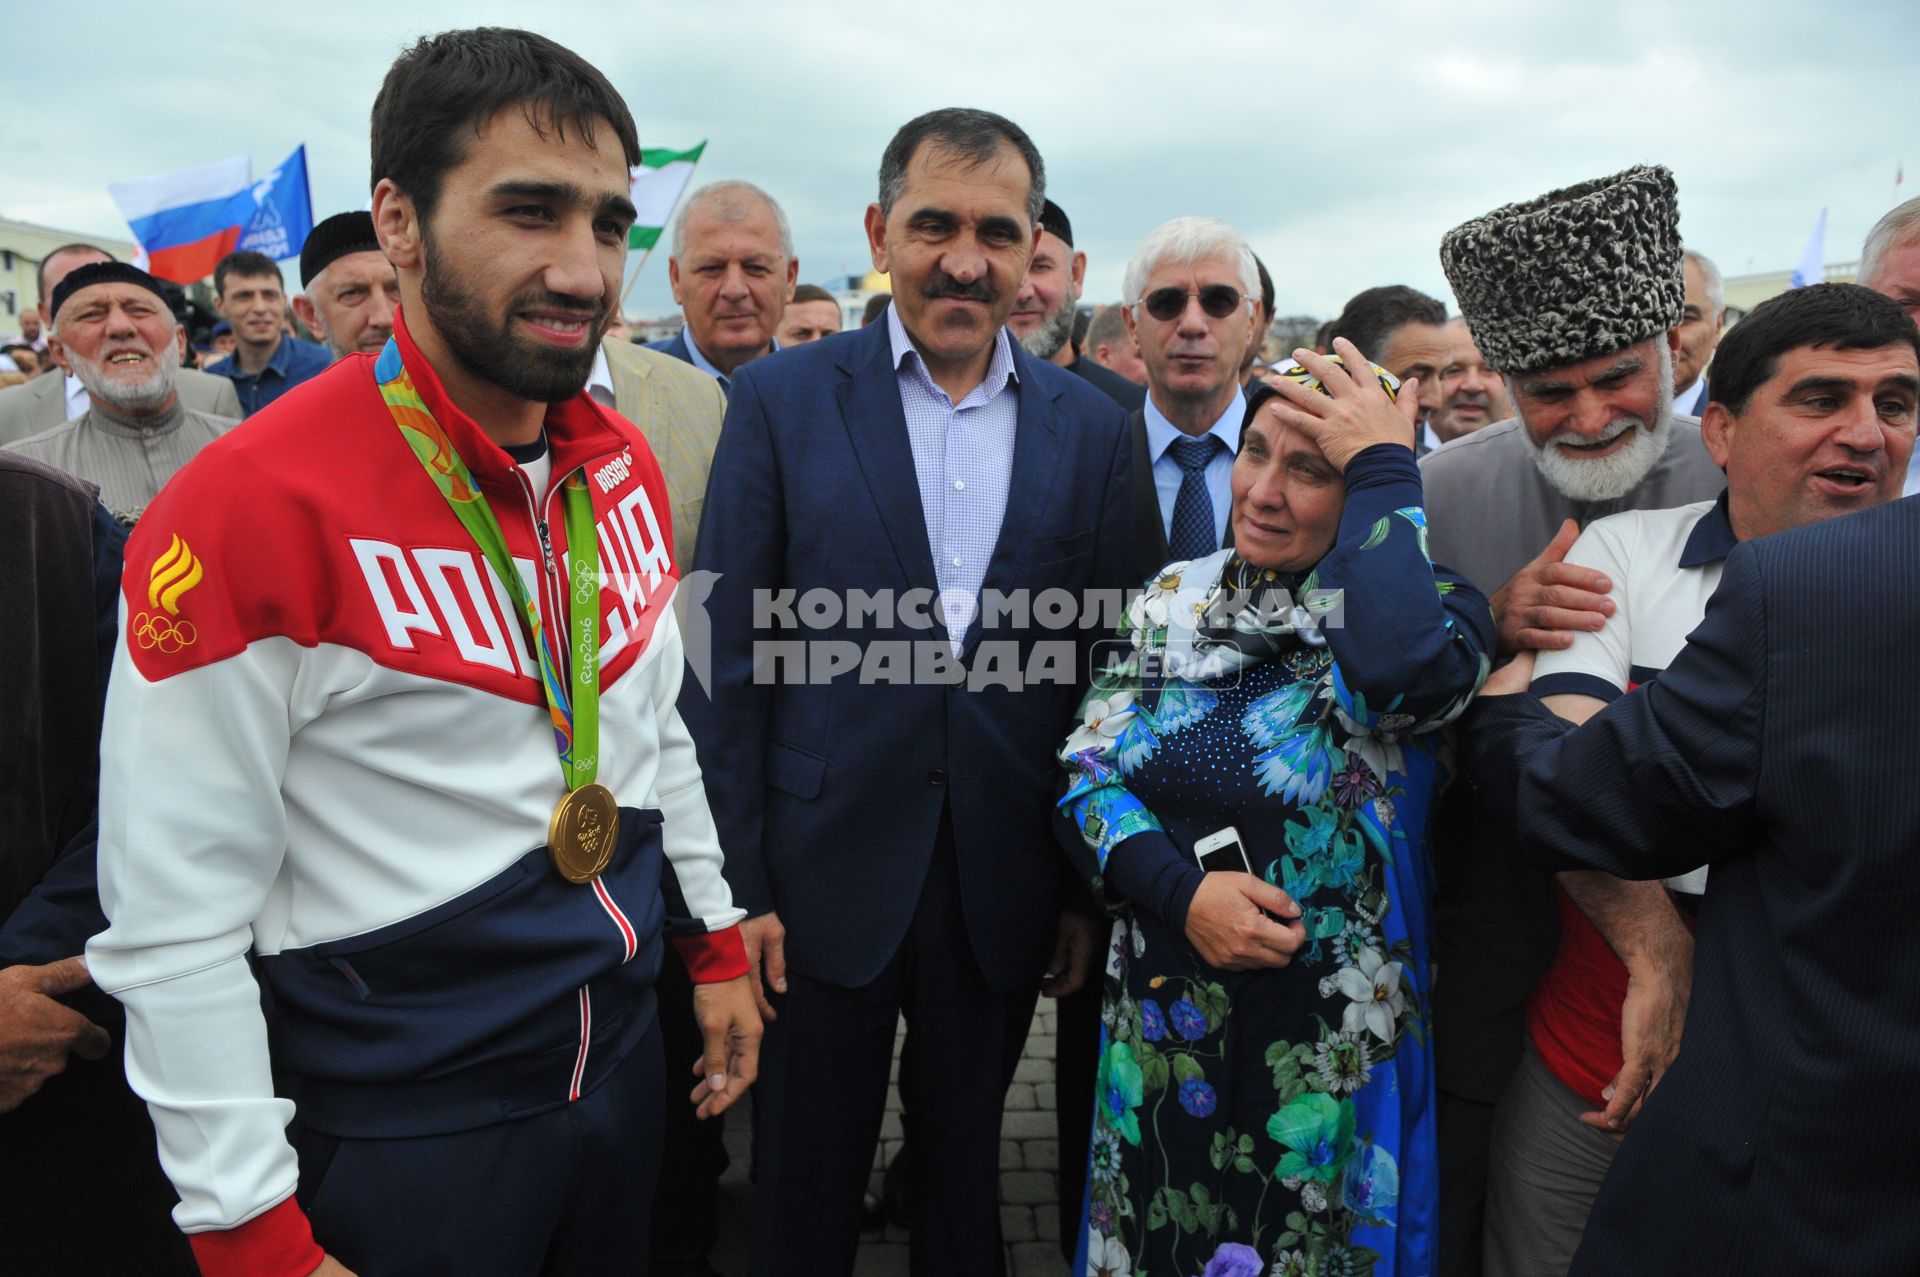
[135,534,204,652]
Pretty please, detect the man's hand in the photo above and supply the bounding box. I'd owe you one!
[739,911,787,1021]
[1490,519,1614,656]
[308,1255,359,1276]
[1261,337,1420,471]
[687,975,763,1121]
[1183,874,1307,970]
[1478,650,1538,698]
[1042,912,1103,998]
[0,956,110,1113]
[1584,941,1693,1139]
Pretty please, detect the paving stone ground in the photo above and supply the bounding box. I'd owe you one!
[707,1001,1075,1277]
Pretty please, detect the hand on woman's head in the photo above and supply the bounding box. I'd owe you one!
[1261,337,1418,472]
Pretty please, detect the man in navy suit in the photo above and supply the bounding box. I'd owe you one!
[679,108,1132,1276]
[647,180,796,392]
[1461,286,1920,1272]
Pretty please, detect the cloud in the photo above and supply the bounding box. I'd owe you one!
[9,0,1913,320]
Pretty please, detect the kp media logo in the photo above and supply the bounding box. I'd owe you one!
[134,534,204,653]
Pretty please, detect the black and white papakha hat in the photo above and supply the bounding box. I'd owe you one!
[1439,164,1684,376]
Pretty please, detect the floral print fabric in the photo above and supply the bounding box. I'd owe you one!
[1058,449,1492,1277]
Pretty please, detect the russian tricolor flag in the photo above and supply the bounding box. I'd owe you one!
[109,148,313,285]
[109,155,253,284]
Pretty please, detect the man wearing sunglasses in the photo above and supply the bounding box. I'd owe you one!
[1119,216,1266,582]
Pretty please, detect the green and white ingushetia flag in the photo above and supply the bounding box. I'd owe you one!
[629,142,707,251]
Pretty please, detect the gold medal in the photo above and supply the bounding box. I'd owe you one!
[547,783,619,884]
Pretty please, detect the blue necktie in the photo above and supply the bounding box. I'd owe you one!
[1167,435,1222,561]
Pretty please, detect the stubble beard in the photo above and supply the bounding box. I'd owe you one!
[420,224,607,404]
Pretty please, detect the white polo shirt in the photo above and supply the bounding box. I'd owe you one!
[1531,495,1736,894]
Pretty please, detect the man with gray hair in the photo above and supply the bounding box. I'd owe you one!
[0,244,240,445]
[1672,248,1725,416]
[6,262,232,524]
[1860,196,1920,493]
[1419,165,1724,1277]
[647,179,797,391]
[1119,215,1264,582]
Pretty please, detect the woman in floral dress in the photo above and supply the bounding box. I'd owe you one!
[1058,345,1493,1277]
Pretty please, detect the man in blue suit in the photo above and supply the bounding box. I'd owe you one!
[679,107,1132,1276]
[1461,286,1920,1272]
[647,180,796,393]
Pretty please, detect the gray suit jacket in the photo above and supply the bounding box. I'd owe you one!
[600,339,727,567]
[0,368,242,447]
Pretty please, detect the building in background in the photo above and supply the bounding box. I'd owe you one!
[0,217,138,332]
[1722,260,1858,322]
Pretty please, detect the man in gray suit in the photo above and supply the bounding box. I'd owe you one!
[0,244,240,446]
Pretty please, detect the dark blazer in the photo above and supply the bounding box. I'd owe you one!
[679,319,1133,993]
[1462,496,1920,1273]
[1069,355,1147,412]
[645,329,695,367]
[1126,406,1237,584]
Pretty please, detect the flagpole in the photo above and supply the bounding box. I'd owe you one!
[619,150,706,314]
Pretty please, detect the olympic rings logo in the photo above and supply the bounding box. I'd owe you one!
[572,561,599,607]
[132,611,198,654]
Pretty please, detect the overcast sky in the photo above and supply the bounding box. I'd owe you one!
[9,0,1914,320]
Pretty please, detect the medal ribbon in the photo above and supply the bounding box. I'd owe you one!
[374,338,600,791]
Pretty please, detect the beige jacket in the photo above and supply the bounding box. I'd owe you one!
[600,339,727,567]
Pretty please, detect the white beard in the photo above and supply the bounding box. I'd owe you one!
[70,339,182,414]
[1522,345,1676,503]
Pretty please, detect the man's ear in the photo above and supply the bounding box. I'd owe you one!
[373,179,421,271]
[1070,250,1087,293]
[1666,326,1683,360]
[44,333,70,374]
[1700,400,1735,469]
[175,325,188,360]
[291,293,320,337]
[864,203,888,273]
[668,257,686,306]
[784,255,799,303]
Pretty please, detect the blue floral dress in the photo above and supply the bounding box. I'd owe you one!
[1058,448,1492,1277]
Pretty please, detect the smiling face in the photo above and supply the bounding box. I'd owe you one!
[1230,409,1347,571]
[1705,342,1919,541]
[669,196,795,372]
[377,105,634,411]
[51,281,184,414]
[216,271,287,352]
[1435,317,1510,439]
[865,139,1034,377]
[1511,335,1676,502]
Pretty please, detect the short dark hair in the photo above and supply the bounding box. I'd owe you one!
[214,251,283,297]
[1709,282,1920,416]
[861,293,892,327]
[878,107,1045,225]
[1330,285,1446,366]
[1254,254,1275,321]
[370,27,640,224]
[37,242,114,298]
[790,283,836,307]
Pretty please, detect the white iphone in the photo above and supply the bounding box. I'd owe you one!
[1192,826,1253,875]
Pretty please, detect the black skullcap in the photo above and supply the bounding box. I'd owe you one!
[300,211,384,289]
[1039,199,1073,248]
[49,261,173,321]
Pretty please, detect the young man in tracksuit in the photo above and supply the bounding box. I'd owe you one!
[85,29,760,1277]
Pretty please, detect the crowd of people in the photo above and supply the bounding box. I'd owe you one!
[4,23,1920,1277]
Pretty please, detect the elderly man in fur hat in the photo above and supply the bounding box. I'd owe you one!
[1415,165,1725,1277]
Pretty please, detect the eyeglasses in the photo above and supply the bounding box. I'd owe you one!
[1134,285,1247,322]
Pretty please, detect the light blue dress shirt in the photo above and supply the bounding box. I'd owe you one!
[885,304,1020,655]
[1142,389,1244,550]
